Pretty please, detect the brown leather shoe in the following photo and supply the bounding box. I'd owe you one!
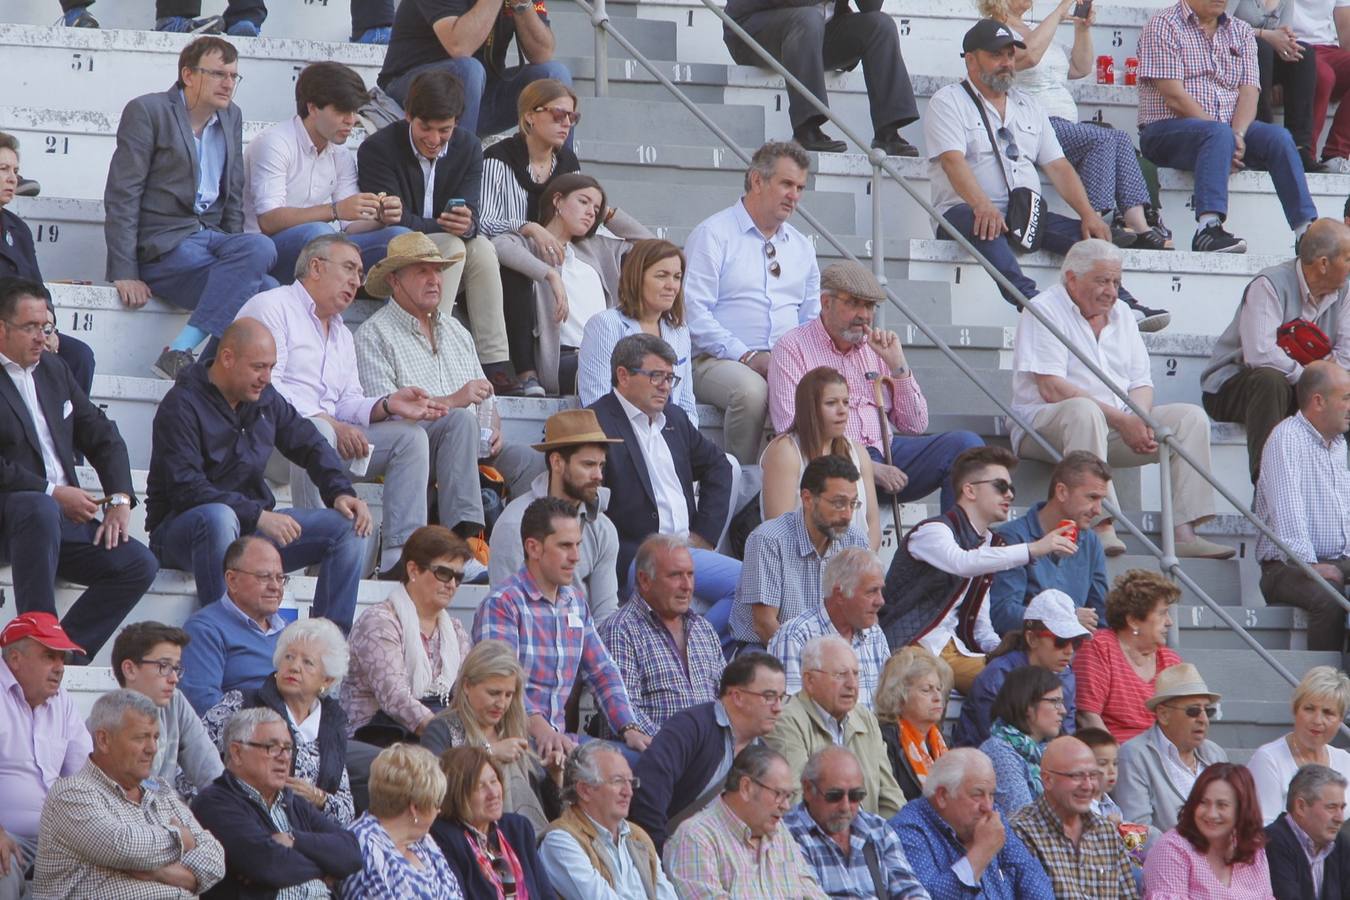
[484,362,524,397]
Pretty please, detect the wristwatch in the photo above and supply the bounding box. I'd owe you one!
[512,1,531,11]
[107,494,131,508]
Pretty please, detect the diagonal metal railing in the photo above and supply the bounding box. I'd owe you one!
[573,0,1350,730]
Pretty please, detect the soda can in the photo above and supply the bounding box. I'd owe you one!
[1057,518,1080,545]
[1096,55,1115,85]
[1124,57,1139,85]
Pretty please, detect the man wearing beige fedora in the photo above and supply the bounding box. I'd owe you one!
[1113,661,1228,846]
[355,232,543,562]
[489,409,624,622]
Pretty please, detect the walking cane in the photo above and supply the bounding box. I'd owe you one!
[866,371,903,538]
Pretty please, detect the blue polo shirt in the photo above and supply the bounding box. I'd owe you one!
[989,502,1108,636]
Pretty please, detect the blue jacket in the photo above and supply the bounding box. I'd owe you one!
[981,733,1041,818]
[990,503,1107,636]
[430,814,554,900]
[889,797,1053,900]
[146,361,353,534]
[0,208,41,281]
[180,598,279,714]
[953,651,1077,748]
[192,771,362,900]
[630,701,733,852]
[588,391,733,586]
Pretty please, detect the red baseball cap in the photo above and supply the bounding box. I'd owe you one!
[0,613,85,654]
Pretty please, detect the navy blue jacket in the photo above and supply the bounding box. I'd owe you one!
[588,391,733,586]
[357,120,484,239]
[0,208,41,281]
[192,772,362,900]
[145,361,353,533]
[630,701,732,852]
[430,814,554,899]
[1267,812,1350,900]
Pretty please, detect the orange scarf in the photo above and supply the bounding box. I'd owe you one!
[901,718,949,782]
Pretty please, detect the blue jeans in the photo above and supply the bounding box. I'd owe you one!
[1139,117,1317,228]
[624,547,740,643]
[867,430,985,511]
[385,58,574,142]
[149,502,367,631]
[267,222,411,284]
[140,229,278,337]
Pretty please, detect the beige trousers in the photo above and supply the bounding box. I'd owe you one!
[427,232,510,365]
[693,355,769,465]
[1018,398,1216,527]
[938,639,987,695]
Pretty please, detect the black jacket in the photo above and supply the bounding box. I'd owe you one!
[430,814,554,899]
[630,701,729,853]
[145,361,353,533]
[192,772,362,900]
[1267,812,1350,900]
[0,208,41,281]
[235,675,348,795]
[356,120,484,239]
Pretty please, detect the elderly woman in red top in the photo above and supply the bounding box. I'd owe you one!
[1073,569,1183,741]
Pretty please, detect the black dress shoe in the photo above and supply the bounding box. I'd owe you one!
[1300,147,1328,173]
[872,132,920,157]
[484,362,524,397]
[793,125,847,154]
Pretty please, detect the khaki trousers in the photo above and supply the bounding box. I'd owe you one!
[938,639,987,695]
[693,355,769,465]
[427,233,510,365]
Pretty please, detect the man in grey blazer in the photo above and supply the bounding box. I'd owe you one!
[103,36,277,382]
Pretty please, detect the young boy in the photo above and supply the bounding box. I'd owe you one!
[1077,726,1122,821]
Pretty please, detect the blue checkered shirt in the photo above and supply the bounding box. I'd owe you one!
[768,605,890,709]
[598,594,725,736]
[784,806,931,899]
[730,509,869,644]
[1255,412,1350,563]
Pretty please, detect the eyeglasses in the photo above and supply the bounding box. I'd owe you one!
[1037,696,1067,710]
[315,257,364,278]
[763,241,782,278]
[228,569,291,587]
[137,658,186,678]
[1035,630,1086,651]
[820,495,863,512]
[192,66,243,84]
[1043,768,1098,785]
[995,126,1021,161]
[629,368,682,388]
[5,321,55,337]
[735,687,789,706]
[601,776,641,790]
[427,564,466,585]
[969,478,1016,498]
[239,740,294,759]
[750,777,795,806]
[533,105,580,126]
[807,667,860,684]
[816,786,868,804]
[1166,703,1218,720]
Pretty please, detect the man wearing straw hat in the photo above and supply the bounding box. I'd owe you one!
[490,408,624,622]
[355,232,543,564]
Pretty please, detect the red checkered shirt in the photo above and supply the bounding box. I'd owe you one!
[1136,0,1259,128]
[768,318,929,450]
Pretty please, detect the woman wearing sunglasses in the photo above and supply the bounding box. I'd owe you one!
[979,665,1068,817]
[954,589,1090,748]
[432,746,554,900]
[494,172,652,396]
[1114,662,1229,849]
[1246,665,1350,825]
[342,526,473,746]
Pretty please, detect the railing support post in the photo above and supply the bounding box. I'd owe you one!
[869,151,887,291]
[1156,428,1181,647]
[592,0,609,97]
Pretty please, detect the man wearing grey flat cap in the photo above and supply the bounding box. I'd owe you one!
[770,259,984,512]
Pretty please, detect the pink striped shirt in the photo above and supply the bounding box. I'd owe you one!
[767,318,929,450]
[1072,629,1182,742]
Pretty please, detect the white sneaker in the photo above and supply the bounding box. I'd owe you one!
[1323,156,1350,174]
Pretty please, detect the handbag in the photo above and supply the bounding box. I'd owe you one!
[960,80,1046,253]
[1276,318,1333,365]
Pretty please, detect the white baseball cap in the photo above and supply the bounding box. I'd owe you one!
[1023,589,1091,639]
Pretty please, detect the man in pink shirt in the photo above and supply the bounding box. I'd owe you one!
[768,261,983,511]
[0,613,92,900]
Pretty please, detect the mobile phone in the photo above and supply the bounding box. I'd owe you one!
[1072,0,1091,17]
[445,198,467,213]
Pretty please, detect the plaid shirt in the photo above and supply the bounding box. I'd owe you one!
[353,297,486,399]
[1255,412,1350,563]
[1137,0,1259,128]
[33,759,225,899]
[598,593,725,736]
[768,605,890,709]
[664,796,829,899]
[1009,795,1140,899]
[783,806,931,899]
[237,779,329,900]
[731,509,870,645]
[473,566,637,734]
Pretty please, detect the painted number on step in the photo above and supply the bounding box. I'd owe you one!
[1112,29,1123,47]
[304,0,330,5]
[70,53,94,72]
[636,145,657,164]
[1171,276,1181,292]
[863,239,873,256]
[45,136,69,155]
[35,224,59,244]
[1165,358,1178,376]
[1091,109,1104,124]
[954,266,961,284]
[69,313,93,333]
[672,64,692,82]
[899,18,911,35]
[959,328,971,346]
[711,147,726,167]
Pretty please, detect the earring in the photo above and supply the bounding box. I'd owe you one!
[1131,628,1139,636]
[412,813,419,826]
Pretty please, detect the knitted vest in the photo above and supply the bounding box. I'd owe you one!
[879,506,1003,650]
[542,805,660,899]
[1200,259,1349,394]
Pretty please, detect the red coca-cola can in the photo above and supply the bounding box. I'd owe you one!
[1096,55,1115,85]
[1057,518,1080,545]
[1124,57,1139,85]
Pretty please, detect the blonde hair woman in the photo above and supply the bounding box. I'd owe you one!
[875,646,955,801]
[1247,665,1350,824]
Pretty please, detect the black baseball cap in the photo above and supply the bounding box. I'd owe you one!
[962,18,1027,54]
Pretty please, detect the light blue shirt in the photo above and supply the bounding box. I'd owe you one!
[682,199,821,361]
[538,813,678,900]
[578,308,697,425]
[182,90,226,215]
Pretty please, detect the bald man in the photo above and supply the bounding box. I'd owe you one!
[145,318,373,631]
[1010,736,1139,899]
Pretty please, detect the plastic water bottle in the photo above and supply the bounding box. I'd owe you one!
[477,395,494,458]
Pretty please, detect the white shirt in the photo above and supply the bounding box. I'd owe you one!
[613,390,689,535]
[907,520,1030,657]
[0,351,68,492]
[410,129,448,220]
[1151,724,1205,802]
[1247,734,1350,825]
[1009,282,1152,450]
[243,115,358,234]
[1286,0,1350,46]
[924,81,1065,214]
[558,244,607,348]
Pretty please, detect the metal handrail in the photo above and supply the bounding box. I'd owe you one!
[570,0,1350,727]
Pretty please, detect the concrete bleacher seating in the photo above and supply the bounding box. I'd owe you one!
[2,0,1344,761]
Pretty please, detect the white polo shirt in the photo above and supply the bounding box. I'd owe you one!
[1009,282,1152,450]
[243,115,359,233]
[924,80,1064,215]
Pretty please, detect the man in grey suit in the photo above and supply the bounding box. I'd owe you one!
[103,36,278,382]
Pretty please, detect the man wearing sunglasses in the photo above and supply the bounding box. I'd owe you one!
[784,746,928,898]
[1114,662,1228,847]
